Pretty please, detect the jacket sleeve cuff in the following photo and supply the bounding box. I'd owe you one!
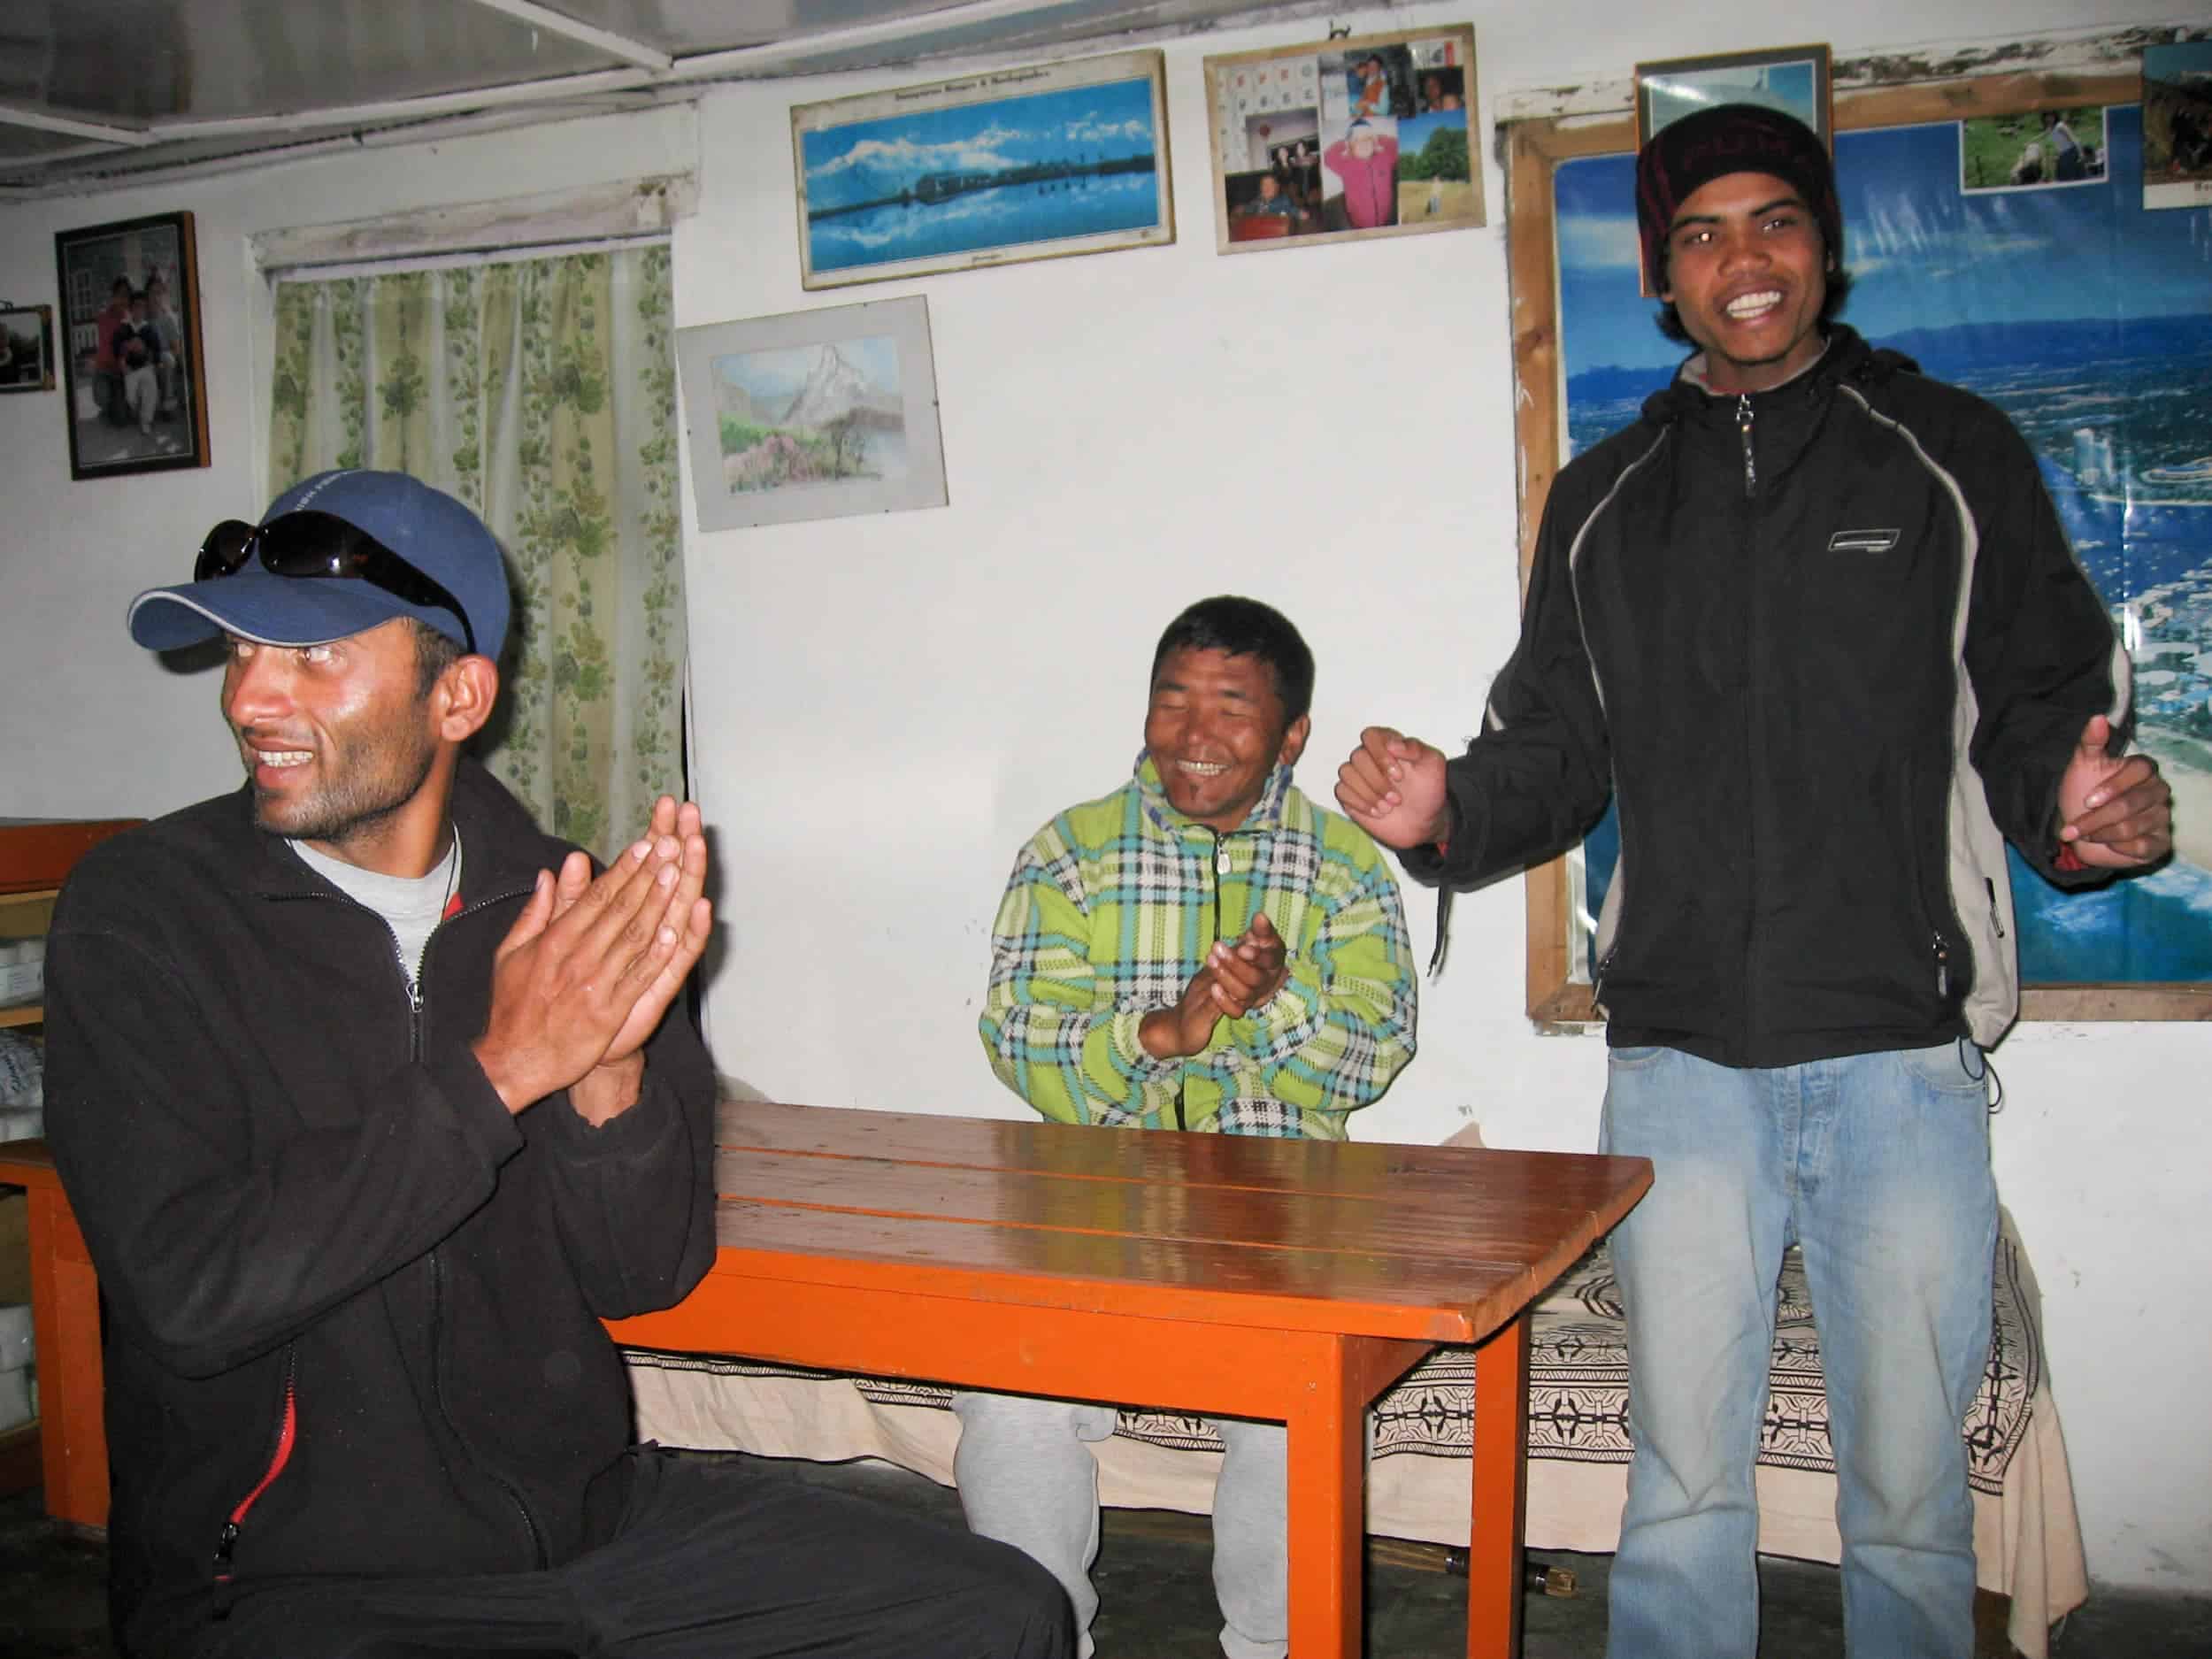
[426,1048,527,1165]
[1396,795,1471,886]
[1096,1010,1184,1083]
[540,1066,692,1161]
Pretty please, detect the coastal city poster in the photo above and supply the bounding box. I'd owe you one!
[794,51,1171,288]
[1556,104,2212,983]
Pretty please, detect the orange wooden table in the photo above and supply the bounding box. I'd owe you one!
[0,1141,106,1531]
[608,1102,1651,1659]
[4,1106,1649,1658]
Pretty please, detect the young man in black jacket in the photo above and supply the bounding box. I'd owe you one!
[1336,107,2170,1659]
[44,468,1071,1659]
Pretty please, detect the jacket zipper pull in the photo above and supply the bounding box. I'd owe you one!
[1933,933,1951,1001]
[1738,393,1756,498]
[209,1519,242,1617]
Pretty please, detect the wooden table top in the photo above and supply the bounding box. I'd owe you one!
[698,1102,1652,1348]
[4,1103,1655,1348]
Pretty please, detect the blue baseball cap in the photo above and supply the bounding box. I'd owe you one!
[127,469,512,661]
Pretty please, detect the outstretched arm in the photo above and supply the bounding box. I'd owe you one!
[1340,474,1614,890]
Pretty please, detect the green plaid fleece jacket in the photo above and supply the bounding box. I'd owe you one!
[979,755,1417,1138]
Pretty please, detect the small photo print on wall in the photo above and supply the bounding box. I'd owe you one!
[1960,109,2109,193]
[0,305,55,393]
[674,296,947,533]
[1635,44,1832,150]
[2143,41,2212,211]
[1203,24,1483,254]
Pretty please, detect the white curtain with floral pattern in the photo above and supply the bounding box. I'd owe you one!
[266,245,684,862]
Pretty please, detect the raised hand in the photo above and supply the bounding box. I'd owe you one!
[1139,915,1293,1059]
[2056,714,2171,869]
[1210,912,1290,1017]
[598,801,711,1066]
[472,798,714,1117]
[1335,726,1453,850]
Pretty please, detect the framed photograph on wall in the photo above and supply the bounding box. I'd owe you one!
[1202,24,1484,254]
[1959,108,2110,193]
[675,296,948,533]
[791,50,1173,289]
[0,304,56,392]
[53,211,210,480]
[1635,42,1833,150]
[2142,40,2212,211]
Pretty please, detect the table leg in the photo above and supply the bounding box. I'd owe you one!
[1467,1310,1531,1659]
[27,1186,108,1530]
[1283,1334,1363,1659]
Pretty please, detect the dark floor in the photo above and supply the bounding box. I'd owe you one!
[5,1453,2208,1657]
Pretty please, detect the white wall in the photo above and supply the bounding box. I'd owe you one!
[0,0,2203,1596]
[0,103,699,818]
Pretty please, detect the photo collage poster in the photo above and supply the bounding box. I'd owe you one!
[1210,32,1477,239]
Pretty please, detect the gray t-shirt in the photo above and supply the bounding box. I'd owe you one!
[290,832,462,993]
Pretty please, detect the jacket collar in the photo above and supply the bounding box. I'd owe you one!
[1133,750,1294,840]
[1642,325,1910,429]
[236,757,550,903]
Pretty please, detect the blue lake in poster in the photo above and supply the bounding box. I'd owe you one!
[802,79,1162,273]
[1555,105,2212,984]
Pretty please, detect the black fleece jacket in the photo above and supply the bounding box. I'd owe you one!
[42,761,717,1655]
[1406,328,2127,1067]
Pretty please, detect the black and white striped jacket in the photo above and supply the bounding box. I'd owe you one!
[1406,326,2128,1069]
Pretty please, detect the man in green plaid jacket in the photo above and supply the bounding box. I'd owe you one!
[961,595,1417,1659]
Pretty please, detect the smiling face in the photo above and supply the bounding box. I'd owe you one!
[1144,647,1310,833]
[1660,170,1830,394]
[221,618,448,869]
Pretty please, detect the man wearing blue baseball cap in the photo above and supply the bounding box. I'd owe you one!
[42,472,1070,1659]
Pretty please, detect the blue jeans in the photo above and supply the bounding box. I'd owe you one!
[1598,1042,1997,1659]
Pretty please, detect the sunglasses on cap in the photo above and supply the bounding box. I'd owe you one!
[195,511,476,656]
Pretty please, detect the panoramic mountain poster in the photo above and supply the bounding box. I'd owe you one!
[792,50,1172,290]
[1555,104,2212,986]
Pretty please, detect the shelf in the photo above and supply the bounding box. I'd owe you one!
[0,1006,39,1030]
[0,821,136,896]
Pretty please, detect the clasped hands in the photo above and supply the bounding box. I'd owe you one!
[472,796,714,1124]
[1138,912,1292,1061]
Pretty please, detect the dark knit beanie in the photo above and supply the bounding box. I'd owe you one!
[1636,104,1841,293]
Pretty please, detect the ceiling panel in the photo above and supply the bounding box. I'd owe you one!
[0,0,1326,196]
[544,0,975,58]
[0,123,105,164]
[0,0,621,125]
